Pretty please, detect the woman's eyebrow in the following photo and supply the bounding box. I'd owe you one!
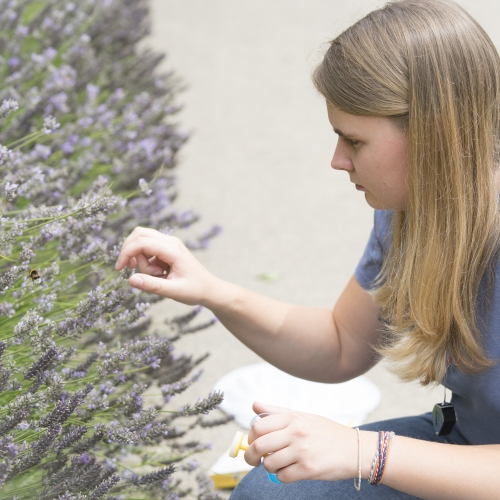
[332,127,359,139]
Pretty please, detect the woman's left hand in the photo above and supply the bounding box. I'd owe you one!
[244,401,359,484]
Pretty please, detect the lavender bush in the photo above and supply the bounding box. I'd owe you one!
[0,0,228,498]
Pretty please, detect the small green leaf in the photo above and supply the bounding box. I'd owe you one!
[255,271,283,282]
[20,34,41,55]
[20,1,47,25]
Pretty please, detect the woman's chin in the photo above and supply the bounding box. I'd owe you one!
[363,192,381,209]
[364,193,404,211]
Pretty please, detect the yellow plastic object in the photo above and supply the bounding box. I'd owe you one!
[210,471,249,489]
[228,431,248,458]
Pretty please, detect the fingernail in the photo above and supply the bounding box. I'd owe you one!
[152,270,163,276]
[130,275,143,287]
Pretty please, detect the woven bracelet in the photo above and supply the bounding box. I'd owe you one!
[368,431,383,483]
[370,431,395,486]
[373,431,391,485]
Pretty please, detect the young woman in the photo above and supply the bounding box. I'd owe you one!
[115,0,500,497]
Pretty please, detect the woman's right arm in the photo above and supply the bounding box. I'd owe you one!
[203,274,383,383]
[115,227,383,383]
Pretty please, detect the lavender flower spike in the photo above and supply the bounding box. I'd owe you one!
[88,474,121,500]
[39,384,93,428]
[0,98,18,120]
[0,0,224,496]
[133,466,175,485]
[24,347,59,380]
[42,115,61,134]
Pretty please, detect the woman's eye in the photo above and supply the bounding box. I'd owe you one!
[343,137,360,147]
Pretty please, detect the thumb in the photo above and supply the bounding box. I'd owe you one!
[252,401,294,416]
[129,273,168,296]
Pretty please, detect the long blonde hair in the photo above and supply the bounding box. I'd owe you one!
[313,0,500,385]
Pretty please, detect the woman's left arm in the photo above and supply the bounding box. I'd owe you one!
[374,431,500,499]
[246,402,500,499]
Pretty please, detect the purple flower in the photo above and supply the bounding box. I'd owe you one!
[44,47,58,60]
[0,98,19,119]
[42,116,61,134]
[6,10,17,21]
[138,178,152,196]
[33,144,52,160]
[61,142,75,154]
[45,65,77,90]
[15,25,29,38]
[77,116,94,128]
[86,83,100,102]
[45,91,69,114]
[7,444,17,458]
[139,138,158,160]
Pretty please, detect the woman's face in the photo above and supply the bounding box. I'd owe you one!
[327,102,408,211]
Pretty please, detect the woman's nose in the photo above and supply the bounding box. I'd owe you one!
[330,144,354,172]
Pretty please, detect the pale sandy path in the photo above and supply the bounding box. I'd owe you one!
[143,0,499,495]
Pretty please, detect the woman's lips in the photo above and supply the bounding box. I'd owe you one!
[355,184,365,191]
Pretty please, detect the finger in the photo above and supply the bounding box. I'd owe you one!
[116,227,152,270]
[262,447,298,475]
[128,273,171,297]
[244,429,291,466]
[136,253,164,276]
[248,413,291,443]
[272,462,304,484]
[116,237,178,273]
[128,256,137,269]
[252,401,294,416]
[148,256,171,275]
[115,228,170,270]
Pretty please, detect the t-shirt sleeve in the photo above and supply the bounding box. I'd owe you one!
[354,210,390,290]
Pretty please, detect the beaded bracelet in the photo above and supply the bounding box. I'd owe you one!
[368,430,395,486]
[353,427,361,491]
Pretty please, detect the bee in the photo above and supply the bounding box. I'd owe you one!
[29,269,41,284]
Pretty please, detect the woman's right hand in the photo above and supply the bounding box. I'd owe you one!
[114,226,217,306]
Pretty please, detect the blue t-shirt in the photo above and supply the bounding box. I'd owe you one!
[355,210,500,445]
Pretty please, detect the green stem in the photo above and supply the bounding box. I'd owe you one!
[5,130,41,148]
[64,365,150,387]
[13,429,43,445]
[0,253,17,262]
[11,133,45,151]
[26,186,114,233]
[0,188,115,236]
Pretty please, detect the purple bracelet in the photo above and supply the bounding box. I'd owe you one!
[369,431,394,486]
[373,432,391,485]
